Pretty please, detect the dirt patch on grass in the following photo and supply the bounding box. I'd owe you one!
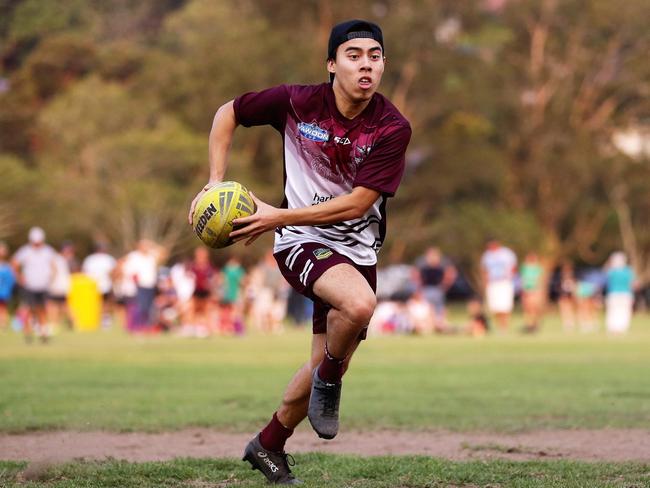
[1,428,648,463]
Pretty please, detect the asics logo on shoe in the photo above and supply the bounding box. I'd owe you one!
[257,452,279,473]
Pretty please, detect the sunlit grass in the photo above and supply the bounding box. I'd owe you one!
[2,456,650,488]
[0,310,648,432]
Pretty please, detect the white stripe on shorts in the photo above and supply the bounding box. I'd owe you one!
[300,260,314,286]
[285,244,303,271]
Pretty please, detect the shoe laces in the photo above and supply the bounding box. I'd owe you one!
[283,452,296,468]
[320,388,339,417]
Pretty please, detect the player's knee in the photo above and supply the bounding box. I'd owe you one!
[343,294,376,328]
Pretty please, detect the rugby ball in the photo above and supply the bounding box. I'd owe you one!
[192,181,256,248]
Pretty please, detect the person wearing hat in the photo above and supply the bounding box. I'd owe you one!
[189,19,411,484]
[11,227,57,342]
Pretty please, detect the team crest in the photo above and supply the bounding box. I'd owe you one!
[298,122,329,142]
[313,248,333,260]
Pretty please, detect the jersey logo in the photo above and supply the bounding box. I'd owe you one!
[334,136,351,145]
[313,248,333,260]
[298,122,329,142]
[353,144,372,164]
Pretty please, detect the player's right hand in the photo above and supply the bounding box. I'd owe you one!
[188,182,219,225]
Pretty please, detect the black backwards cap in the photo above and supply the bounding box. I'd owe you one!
[327,19,384,82]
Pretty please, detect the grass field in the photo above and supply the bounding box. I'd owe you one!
[1,313,649,433]
[1,312,649,486]
[1,456,650,487]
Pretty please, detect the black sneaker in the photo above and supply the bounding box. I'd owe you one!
[242,434,302,485]
[307,367,341,439]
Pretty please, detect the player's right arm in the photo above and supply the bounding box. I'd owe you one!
[189,85,290,225]
[188,100,238,224]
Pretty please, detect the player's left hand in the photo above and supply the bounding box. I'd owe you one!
[230,193,284,246]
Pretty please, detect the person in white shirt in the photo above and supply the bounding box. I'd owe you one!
[47,243,74,330]
[123,239,165,331]
[12,227,56,342]
[82,242,117,327]
[480,238,518,331]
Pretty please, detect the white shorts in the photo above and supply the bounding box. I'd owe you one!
[486,280,514,313]
[606,292,633,333]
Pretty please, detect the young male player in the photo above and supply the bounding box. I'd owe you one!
[189,19,411,484]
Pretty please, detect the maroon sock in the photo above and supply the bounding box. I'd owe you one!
[317,343,345,383]
[259,412,293,453]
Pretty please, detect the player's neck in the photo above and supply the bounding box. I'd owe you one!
[332,83,371,120]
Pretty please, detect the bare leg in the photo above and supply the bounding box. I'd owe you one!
[559,298,576,330]
[495,312,510,330]
[312,264,376,358]
[35,306,48,338]
[0,303,8,329]
[22,306,33,339]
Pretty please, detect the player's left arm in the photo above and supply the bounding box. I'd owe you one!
[230,186,380,246]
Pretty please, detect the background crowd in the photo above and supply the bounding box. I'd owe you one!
[0,226,641,344]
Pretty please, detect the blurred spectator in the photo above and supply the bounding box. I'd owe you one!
[154,267,178,332]
[463,297,489,337]
[480,238,517,331]
[11,227,57,342]
[248,250,288,333]
[406,290,435,334]
[286,288,312,326]
[82,242,117,328]
[519,252,546,334]
[170,258,195,327]
[414,246,457,330]
[576,269,603,332]
[222,256,245,306]
[0,242,16,329]
[557,262,577,331]
[188,247,218,336]
[60,240,80,273]
[604,251,636,334]
[220,256,246,335]
[47,243,73,330]
[368,300,410,335]
[375,263,416,301]
[123,239,166,331]
[112,256,137,329]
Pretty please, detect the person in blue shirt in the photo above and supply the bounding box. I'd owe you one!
[605,251,636,334]
[0,242,16,329]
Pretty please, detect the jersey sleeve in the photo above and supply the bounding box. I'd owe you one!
[233,85,291,131]
[353,123,411,197]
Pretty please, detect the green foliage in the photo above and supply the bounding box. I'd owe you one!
[35,76,205,250]
[7,0,92,41]
[0,0,649,274]
[142,0,301,130]
[429,203,544,284]
[20,33,96,99]
[38,76,139,162]
[0,154,38,239]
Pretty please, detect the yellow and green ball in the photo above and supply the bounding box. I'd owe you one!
[192,181,256,248]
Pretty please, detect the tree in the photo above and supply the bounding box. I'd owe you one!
[37,76,205,253]
[0,154,39,241]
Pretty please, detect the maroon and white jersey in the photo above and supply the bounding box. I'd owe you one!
[233,83,411,265]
